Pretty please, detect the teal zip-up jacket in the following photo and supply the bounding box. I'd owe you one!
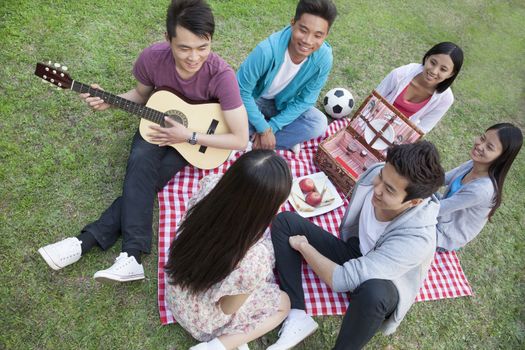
[236,25,333,133]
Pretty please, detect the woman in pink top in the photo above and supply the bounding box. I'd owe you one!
[376,42,464,133]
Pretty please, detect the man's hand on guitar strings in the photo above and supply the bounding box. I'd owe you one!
[80,84,112,111]
[148,116,192,146]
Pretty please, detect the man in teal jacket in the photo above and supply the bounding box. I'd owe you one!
[237,0,337,152]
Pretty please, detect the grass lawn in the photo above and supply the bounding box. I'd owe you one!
[1,0,524,349]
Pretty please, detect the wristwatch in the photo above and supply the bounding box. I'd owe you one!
[188,132,198,145]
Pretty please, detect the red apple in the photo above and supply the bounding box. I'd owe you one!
[305,191,322,207]
[299,178,316,194]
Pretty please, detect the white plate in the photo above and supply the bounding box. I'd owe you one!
[288,172,344,218]
[364,119,395,150]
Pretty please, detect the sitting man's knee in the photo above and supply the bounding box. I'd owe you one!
[305,108,328,135]
[272,212,296,229]
[271,212,300,238]
[353,279,398,313]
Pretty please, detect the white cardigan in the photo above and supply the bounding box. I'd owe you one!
[375,63,454,133]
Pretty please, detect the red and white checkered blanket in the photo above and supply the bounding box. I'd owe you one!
[157,119,472,324]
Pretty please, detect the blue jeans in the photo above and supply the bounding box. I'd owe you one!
[251,98,328,150]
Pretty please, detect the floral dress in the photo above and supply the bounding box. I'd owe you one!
[165,174,282,341]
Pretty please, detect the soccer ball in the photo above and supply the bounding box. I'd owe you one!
[323,88,354,119]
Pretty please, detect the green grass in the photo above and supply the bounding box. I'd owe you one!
[1,0,524,349]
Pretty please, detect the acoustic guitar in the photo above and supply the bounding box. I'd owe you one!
[34,62,232,169]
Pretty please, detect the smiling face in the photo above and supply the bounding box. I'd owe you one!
[421,53,455,87]
[167,25,211,80]
[288,13,329,64]
[470,129,504,166]
[371,163,421,220]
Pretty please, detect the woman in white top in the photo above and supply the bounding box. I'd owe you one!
[376,42,464,133]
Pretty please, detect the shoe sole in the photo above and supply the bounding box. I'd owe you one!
[93,273,145,283]
[38,248,61,271]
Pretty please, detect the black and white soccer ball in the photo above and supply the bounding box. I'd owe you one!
[323,88,354,119]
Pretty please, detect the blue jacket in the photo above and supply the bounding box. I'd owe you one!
[336,163,439,335]
[236,25,333,133]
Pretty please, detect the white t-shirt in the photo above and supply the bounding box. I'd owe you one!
[359,192,391,255]
[261,49,306,99]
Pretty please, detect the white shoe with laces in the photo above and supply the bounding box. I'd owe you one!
[38,237,82,271]
[266,314,318,350]
[93,252,144,283]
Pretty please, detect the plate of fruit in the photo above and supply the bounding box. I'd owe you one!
[288,172,344,218]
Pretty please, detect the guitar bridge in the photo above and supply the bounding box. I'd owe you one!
[199,119,219,153]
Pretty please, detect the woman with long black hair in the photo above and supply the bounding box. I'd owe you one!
[165,150,292,350]
[437,123,523,251]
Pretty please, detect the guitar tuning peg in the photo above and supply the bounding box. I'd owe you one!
[61,66,68,71]
[41,78,47,83]
[48,60,52,65]
[54,62,61,68]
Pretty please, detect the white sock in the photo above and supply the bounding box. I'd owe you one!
[207,338,226,350]
[287,308,307,321]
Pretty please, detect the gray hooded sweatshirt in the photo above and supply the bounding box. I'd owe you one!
[332,163,439,335]
[436,160,494,251]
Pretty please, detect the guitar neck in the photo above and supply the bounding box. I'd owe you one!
[71,81,165,125]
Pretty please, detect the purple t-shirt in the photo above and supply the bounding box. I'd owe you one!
[133,42,242,111]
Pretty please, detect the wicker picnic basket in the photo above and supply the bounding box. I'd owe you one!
[315,90,424,195]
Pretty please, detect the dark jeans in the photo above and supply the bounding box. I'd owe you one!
[271,212,399,350]
[82,130,188,254]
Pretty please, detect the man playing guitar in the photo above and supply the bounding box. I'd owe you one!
[38,0,248,282]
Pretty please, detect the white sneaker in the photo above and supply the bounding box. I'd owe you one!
[189,338,227,350]
[267,315,318,350]
[290,144,301,155]
[93,252,144,283]
[38,237,82,271]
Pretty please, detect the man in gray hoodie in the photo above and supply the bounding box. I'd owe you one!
[269,141,445,350]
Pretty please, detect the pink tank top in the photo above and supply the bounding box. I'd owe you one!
[393,83,431,117]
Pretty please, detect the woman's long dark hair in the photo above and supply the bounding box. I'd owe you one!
[164,150,292,294]
[485,123,523,220]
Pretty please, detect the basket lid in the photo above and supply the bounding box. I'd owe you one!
[348,90,424,156]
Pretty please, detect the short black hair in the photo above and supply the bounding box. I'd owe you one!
[294,0,338,29]
[166,0,215,41]
[386,141,445,201]
[422,42,464,93]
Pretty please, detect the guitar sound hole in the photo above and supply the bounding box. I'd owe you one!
[164,109,188,128]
